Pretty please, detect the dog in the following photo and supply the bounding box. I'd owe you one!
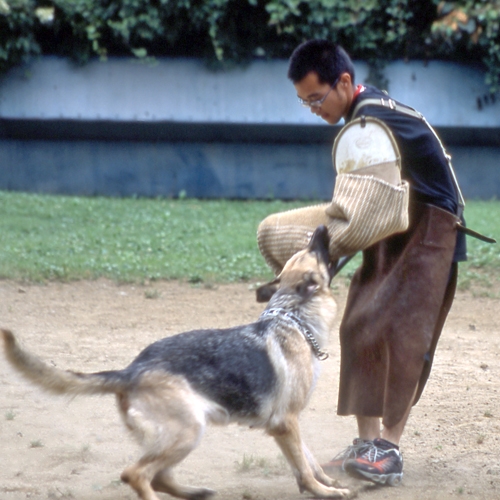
[1,225,349,500]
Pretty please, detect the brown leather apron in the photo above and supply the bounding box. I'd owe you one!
[337,201,459,428]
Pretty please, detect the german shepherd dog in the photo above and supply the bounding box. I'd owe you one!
[1,226,349,500]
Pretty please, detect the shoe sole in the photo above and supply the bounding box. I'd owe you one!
[346,467,403,486]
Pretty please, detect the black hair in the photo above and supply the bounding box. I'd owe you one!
[287,40,355,85]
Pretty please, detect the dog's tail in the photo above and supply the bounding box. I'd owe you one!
[1,329,127,396]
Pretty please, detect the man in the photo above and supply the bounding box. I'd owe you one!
[257,40,467,486]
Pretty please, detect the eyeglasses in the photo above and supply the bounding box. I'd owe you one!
[298,76,340,108]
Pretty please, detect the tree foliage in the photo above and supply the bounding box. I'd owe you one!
[0,0,498,91]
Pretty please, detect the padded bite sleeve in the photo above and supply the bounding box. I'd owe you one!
[325,173,409,261]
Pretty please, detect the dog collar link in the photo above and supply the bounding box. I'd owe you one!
[260,308,329,360]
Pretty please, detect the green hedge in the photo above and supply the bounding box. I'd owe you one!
[1,1,499,92]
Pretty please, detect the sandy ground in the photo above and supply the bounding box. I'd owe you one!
[0,278,499,500]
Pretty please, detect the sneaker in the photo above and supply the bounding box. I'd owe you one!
[344,438,403,486]
[322,438,373,473]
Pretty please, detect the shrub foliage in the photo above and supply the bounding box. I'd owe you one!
[0,1,499,91]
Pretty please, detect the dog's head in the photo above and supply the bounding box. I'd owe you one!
[256,225,336,304]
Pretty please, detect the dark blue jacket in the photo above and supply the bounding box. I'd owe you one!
[347,85,467,261]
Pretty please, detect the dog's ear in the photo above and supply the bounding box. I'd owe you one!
[308,225,338,285]
[296,278,319,300]
[256,278,280,303]
[308,225,330,267]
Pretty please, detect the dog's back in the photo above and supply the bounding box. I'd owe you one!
[116,323,280,418]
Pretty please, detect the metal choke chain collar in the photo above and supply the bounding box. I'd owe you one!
[260,308,329,360]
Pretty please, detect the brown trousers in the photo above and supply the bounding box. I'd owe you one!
[337,202,458,427]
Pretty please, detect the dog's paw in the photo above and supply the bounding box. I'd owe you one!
[318,487,352,499]
[329,488,351,499]
[317,475,344,489]
[186,488,216,500]
[338,488,355,499]
[300,483,351,499]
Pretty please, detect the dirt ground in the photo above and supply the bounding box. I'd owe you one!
[0,278,499,500]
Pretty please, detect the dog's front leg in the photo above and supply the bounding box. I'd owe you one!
[268,417,350,499]
[302,442,344,489]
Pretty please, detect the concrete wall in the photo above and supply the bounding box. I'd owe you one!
[1,57,499,200]
[0,138,335,199]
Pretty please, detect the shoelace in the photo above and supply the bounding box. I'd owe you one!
[334,439,372,460]
[360,441,400,463]
[362,442,383,462]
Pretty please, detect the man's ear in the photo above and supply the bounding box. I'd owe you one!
[339,71,352,88]
[255,277,280,303]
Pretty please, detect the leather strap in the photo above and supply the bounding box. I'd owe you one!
[352,97,466,218]
[351,97,423,121]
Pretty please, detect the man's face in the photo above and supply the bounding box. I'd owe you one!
[294,71,352,125]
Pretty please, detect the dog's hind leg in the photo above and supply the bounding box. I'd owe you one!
[122,423,216,500]
[119,378,217,500]
[151,468,215,500]
[121,416,214,500]
[121,459,215,500]
[121,457,163,500]
[268,415,350,499]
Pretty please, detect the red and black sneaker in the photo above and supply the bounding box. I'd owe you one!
[322,438,373,474]
[344,438,403,485]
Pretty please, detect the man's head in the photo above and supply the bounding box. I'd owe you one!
[288,40,356,124]
[287,40,355,85]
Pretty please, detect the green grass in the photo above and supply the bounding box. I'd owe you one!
[235,453,288,476]
[0,191,498,291]
[0,191,306,283]
[455,200,500,294]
